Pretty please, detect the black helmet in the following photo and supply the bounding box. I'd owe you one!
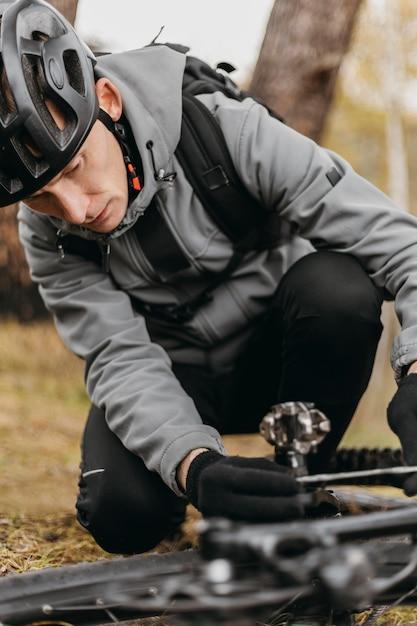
[0,0,99,206]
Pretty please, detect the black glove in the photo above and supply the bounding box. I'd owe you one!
[185,450,304,522]
[387,373,417,495]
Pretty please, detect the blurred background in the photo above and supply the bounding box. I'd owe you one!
[1,0,417,517]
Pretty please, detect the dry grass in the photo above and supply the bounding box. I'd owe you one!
[356,608,417,625]
[0,512,107,575]
[0,319,415,626]
[0,509,201,576]
[0,318,88,512]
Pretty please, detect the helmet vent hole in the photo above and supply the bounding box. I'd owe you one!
[32,30,49,42]
[22,54,64,139]
[12,131,49,178]
[63,49,85,96]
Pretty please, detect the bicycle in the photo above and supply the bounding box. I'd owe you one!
[2,402,417,626]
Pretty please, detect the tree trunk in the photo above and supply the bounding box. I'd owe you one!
[0,206,48,320]
[0,0,78,320]
[250,0,363,141]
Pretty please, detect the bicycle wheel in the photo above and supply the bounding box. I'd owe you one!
[0,549,199,625]
[0,544,310,626]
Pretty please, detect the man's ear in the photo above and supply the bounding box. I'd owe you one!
[95,77,123,122]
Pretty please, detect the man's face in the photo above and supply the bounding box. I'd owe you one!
[24,80,129,234]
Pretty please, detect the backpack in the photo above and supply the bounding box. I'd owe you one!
[59,44,290,323]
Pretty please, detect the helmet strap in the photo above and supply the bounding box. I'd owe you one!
[98,108,142,196]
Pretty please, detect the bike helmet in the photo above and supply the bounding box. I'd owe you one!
[0,0,99,206]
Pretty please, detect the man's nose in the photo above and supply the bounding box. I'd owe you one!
[51,182,90,225]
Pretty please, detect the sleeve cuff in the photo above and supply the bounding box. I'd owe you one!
[185,450,223,507]
[160,429,226,497]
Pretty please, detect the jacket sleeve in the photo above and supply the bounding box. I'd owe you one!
[205,93,417,381]
[18,205,225,496]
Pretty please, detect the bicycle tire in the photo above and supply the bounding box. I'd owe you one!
[0,549,198,625]
[329,448,404,482]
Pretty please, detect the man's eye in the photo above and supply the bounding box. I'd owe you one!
[68,159,82,176]
[27,195,42,205]
[25,196,46,211]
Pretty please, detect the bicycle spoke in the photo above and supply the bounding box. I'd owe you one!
[96,598,121,624]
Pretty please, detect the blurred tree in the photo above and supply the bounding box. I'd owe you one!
[323,0,417,441]
[250,0,363,141]
[341,0,417,213]
[0,0,78,319]
[383,0,409,211]
[47,0,78,23]
[0,206,47,319]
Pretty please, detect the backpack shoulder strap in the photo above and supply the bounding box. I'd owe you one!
[176,92,281,249]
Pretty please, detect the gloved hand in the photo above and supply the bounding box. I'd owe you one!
[387,373,417,495]
[185,450,304,522]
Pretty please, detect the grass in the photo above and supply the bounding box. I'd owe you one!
[0,513,107,574]
[0,319,89,512]
[0,318,414,625]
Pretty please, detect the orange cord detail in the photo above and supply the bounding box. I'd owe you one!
[128,162,142,191]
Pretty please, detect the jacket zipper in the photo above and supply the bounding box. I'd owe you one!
[125,226,160,284]
[99,238,111,272]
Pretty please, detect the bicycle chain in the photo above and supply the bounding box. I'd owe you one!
[328,448,404,484]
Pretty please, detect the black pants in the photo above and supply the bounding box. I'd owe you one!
[76,251,383,553]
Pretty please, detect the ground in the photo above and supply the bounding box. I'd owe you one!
[0,319,416,625]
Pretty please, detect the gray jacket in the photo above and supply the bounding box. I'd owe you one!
[18,46,417,496]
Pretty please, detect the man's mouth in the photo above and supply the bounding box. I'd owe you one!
[85,203,109,227]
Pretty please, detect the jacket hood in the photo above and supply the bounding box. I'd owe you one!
[50,45,186,240]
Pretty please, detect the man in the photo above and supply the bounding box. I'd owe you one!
[3,0,417,554]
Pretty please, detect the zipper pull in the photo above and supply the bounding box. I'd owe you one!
[146,140,177,183]
[155,168,177,183]
[100,239,111,273]
[56,229,66,260]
